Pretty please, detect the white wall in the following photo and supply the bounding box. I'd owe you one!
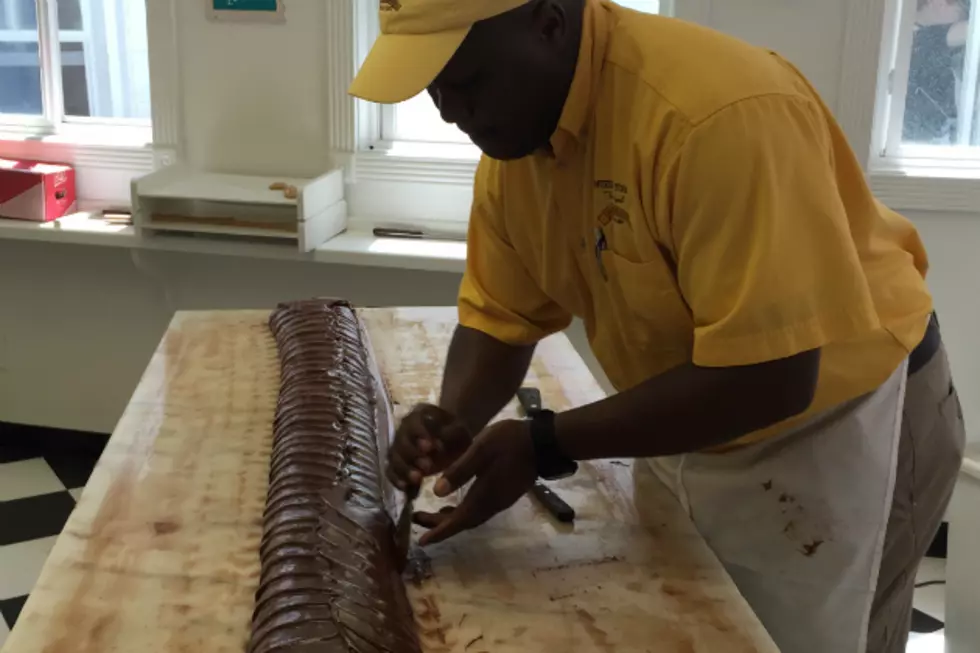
[176,1,333,177]
[0,240,463,433]
[0,0,974,439]
[910,212,980,436]
[708,0,847,106]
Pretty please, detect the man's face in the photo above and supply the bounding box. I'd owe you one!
[425,0,579,161]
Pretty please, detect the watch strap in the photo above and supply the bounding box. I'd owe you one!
[528,409,578,480]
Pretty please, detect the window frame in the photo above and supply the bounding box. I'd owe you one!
[379,93,476,146]
[323,0,483,235]
[844,0,980,213]
[375,0,670,148]
[0,0,179,206]
[877,0,980,160]
[332,0,697,234]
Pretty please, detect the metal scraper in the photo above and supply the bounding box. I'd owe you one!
[396,412,440,570]
[395,482,418,571]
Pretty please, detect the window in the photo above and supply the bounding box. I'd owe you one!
[345,0,671,233]
[0,0,151,130]
[379,0,664,147]
[879,0,980,160]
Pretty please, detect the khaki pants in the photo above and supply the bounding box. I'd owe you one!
[868,344,966,652]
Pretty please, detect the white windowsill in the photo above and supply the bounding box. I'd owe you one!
[869,169,980,214]
[0,122,152,148]
[0,213,136,247]
[0,214,466,274]
[0,123,156,170]
[353,147,478,185]
[313,230,466,272]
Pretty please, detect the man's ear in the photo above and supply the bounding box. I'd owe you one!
[532,0,567,45]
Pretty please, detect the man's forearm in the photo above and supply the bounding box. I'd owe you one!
[554,349,821,459]
[439,325,535,435]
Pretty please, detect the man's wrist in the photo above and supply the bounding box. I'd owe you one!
[528,410,578,480]
[551,411,576,460]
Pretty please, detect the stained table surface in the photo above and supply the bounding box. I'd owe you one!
[2,308,777,653]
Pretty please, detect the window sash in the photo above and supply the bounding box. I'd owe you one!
[880,0,980,160]
[0,0,151,132]
[344,0,682,231]
[373,0,668,148]
[959,0,980,145]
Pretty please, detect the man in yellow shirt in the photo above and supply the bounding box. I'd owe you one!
[350,1,966,650]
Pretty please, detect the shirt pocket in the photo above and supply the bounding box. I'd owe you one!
[600,250,694,359]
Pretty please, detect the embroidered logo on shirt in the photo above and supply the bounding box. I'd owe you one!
[595,179,628,201]
[594,179,631,228]
[380,0,402,11]
[597,203,630,227]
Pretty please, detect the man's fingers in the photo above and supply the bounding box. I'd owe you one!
[410,420,537,547]
[387,451,422,489]
[391,427,422,461]
[440,422,472,454]
[418,488,490,546]
[412,506,455,528]
[390,405,473,492]
[390,411,438,483]
[418,513,466,546]
[387,451,410,489]
[434,440,485,497]
[386,465,406,491]
[411,405,470,452]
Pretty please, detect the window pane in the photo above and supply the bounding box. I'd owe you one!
[0,0,42,115]
[386,0,664,145]
[61,42,89,116]
[392,92,472,144]
[58,0,83,31]
[616,0,661,13]
[902,0,978,146]
[0,0,38,30]
[61,0,151,119]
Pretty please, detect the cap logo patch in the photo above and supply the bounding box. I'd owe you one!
[380,0,401,11]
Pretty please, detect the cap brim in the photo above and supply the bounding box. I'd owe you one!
[349,28,470,104]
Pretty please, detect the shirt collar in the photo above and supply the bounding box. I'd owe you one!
[548,0,612,162]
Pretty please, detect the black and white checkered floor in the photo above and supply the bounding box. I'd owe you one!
[0,424,950,650]
[0,425,106,648]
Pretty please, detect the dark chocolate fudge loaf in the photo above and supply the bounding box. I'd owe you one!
[248,300,420,653]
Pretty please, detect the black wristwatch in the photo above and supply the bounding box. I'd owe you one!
[528,409,578,481]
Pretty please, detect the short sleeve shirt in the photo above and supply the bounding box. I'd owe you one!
[458,0,932,447]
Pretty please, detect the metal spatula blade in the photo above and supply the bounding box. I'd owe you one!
[395,484,418,571]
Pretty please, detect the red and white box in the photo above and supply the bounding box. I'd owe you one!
[0,158,77,222]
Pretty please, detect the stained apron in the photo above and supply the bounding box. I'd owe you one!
[648,359,909,653]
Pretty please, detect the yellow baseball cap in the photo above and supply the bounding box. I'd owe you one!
[349,0,532,104]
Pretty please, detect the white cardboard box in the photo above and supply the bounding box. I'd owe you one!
[131,164,346,252]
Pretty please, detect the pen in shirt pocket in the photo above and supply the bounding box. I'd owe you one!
[594,227,608,280]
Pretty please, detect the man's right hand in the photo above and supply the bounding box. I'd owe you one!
[388,404,472,492]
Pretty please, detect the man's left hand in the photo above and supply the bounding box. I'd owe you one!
[414,418,537,546]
